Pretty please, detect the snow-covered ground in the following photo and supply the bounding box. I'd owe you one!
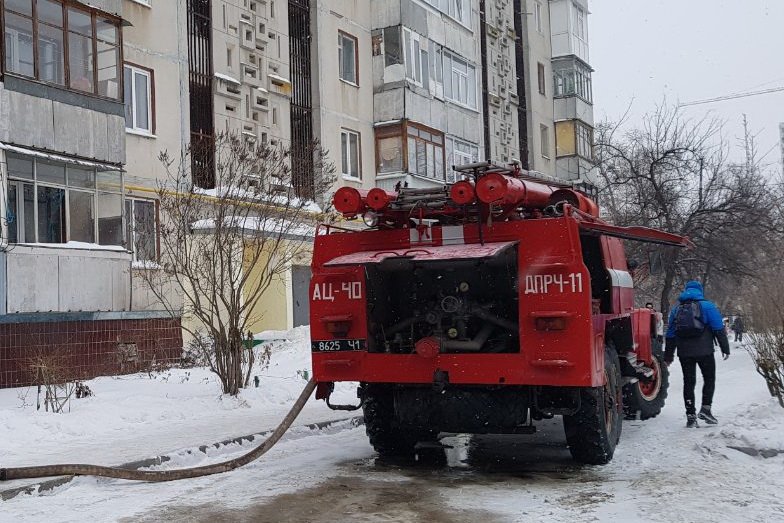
[2,336,783,522]
[0,327,357,470]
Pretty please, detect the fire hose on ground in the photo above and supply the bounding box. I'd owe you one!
[0,379,316,483]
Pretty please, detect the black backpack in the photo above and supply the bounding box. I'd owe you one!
[673,300,706,338]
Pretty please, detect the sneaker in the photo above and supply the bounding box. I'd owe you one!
[698,406,718,425]
[686,414,699,428]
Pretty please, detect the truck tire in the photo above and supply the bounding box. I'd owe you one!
[362,385,429,457]
[622,346,669,420]
[563,345,623,465]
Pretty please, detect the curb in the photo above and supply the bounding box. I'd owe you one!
[1,415,363,501]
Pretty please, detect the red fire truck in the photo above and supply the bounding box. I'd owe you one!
[310,163,689,464]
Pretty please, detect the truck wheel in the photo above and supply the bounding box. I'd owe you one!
[362,385,426,457]
[563,345,623,465]
[622,347,669,420]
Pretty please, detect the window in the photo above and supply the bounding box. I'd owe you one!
[534,1,543,33]
[406,123,444,179]
[443,50,477,108]
[383,27,402,67]
[125,199,157,262]
[423,0,471,27]
[553,59,592,102]
[447,138,479,182]
[555,119,593,159]
[572,3,586,41]
[5,153,124,246]
[540,124,550,158]
[338,31,358,85]
[1,0,122,99]
[377,135,403,173]
[340,129,361,179]
[576,121,593,159]
[403,28,428,88]
[375,121,444,178]
[123,64,153,133]
[537,62,546,96]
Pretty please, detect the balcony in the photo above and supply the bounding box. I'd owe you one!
[1,244,131,314]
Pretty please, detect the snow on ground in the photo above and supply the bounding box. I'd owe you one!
[0,326,357,472]
[2,339,784,522]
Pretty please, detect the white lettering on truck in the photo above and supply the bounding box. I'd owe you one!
[524,273,583,294]
[312,281,363,301]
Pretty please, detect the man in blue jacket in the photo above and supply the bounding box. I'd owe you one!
[665,281,731,428]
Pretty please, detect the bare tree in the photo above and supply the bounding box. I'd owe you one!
[137,133,335,395]
[595,104,780,314]
[745,258,784,408]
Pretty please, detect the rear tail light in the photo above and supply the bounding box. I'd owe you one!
[531,311,572,331]
[534,317,567,331]
[322,314,353,338]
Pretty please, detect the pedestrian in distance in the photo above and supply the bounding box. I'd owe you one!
[664,281,731,428]
[732,315,745,343]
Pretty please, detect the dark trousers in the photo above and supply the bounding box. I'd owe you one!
[679,354,716,415]
[735,331,743,342]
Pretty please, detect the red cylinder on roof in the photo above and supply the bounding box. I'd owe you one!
[475,172,554,208]
[548,189,600,217]
[450,180,476,205]
[366,188,397,211]
[333,187,369,216]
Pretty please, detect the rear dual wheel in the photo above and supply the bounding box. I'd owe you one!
[362,385,435,458]
[563,345,623,465]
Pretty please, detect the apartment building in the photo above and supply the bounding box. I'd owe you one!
[211,0,292,153]
[550,0,595,181]
[371,0,483,190]
[311,0,375,191]
[0,0,599,386]
[123,0,191,308]
[0,0,183,388]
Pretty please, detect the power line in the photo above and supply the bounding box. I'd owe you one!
[678,86,784,107]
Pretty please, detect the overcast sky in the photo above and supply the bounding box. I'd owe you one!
[589,0,784,169]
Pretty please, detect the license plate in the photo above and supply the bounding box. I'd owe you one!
[311,339,366,352]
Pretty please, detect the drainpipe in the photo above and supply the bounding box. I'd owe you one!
[479,0,492,161]
[512,0,530,169]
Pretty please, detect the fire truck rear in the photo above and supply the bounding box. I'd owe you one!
[310,163,689,464]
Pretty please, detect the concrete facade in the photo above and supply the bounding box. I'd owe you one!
[0,0,184,382]
[371,0,483,190]
[121,0,191,311]
[311,0,376,189]
[0,0,129,315]
[484,0,522,167]
[521,0,555,175]
[549,0,596,182]
[212,0,292,149]
[0,0,598,344]
[4,245,131,314]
